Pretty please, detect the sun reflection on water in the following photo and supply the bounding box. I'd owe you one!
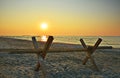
[41,35,47,41]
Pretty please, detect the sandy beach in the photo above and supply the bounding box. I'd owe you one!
[0,37,120,78]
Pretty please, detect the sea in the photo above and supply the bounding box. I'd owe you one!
[4,36,120,48]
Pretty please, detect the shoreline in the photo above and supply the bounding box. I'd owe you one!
[0,37,83,51]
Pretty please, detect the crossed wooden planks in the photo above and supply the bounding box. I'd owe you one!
[80,38,102,71]
[32,36,102,72]
[32,36,54,77]
[0,35,112,74]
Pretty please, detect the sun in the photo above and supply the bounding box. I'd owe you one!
[41,23,48,30]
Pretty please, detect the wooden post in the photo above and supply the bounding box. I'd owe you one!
[80,39,87,49]
[32,37,39,49]
[80,39,89,65]
[91,38,102,53]
[42,36,54,59]
[32,36,53,73]
[32,36,47,78]
[32,37,41,71]
[80,38,102,71]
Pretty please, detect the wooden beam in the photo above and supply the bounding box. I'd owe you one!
[42,36,54,59]
[32,36,41,71]
[80,38,102,71]
[96,46,112,49]
[5,49,87,54]
[80,39,87,49]
[91,38,102,53]
[0,45,112,54]
[32,37,39,49]
[32,36,47,77]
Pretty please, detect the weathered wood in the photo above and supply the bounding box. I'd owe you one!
[0,36,113,72]
[96,46,112,49]
[32,37,39,49]
[32,36,41,71]
[80,39,87,49]
[82,56,89,65]
[80,38,102,71]
[0,45,112,54]
[89,56,99,71]
[91,38,102,53]
[32,36,47,77]
[0,49,87,54]
[42,36,54,59]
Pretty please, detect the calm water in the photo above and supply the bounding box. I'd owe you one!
[54,36,120,48]
[4,36,120,48]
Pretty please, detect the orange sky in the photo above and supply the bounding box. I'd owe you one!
[0,0,120,36]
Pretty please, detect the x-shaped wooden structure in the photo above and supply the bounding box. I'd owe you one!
[80,38,102,71]
[32,36,54,77]
[0,36,112,73]
[32,36,102,72]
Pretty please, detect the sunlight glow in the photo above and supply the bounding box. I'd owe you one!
[41,23,48,30]
[41,35,47,41]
